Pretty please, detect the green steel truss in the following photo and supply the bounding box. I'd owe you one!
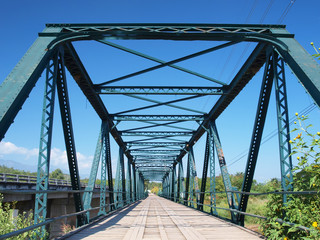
[0,23,319,234]
[34,53,58,236]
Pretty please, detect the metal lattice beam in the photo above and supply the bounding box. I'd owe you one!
[96,86,225,95]
[111,115,204,121]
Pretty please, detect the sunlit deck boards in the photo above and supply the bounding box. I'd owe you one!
[65,195,264,240]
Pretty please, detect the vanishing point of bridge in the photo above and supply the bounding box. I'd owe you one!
[0,24,319,239]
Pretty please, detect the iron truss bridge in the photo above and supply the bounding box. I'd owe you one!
[0,23,319,238]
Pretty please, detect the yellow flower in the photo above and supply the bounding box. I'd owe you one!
[311,42,314,45]
[296,133,302,139]
[289,140,293,144]
[317,132,320,136]
[297,156,300,160]
[295,112,298,116]
[294,121,297,124]
[284,237,288,240]
[312,222,318,228]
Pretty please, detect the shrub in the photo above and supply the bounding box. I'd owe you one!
[260,114,320,239]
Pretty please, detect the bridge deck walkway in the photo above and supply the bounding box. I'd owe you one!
[65,194,263,240]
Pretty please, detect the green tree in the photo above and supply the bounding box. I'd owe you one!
[50,168,65,180]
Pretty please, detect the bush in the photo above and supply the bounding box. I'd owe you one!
[0,194,39,239]
[260,114,320,239]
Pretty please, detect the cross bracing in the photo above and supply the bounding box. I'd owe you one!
[0,23,319,234]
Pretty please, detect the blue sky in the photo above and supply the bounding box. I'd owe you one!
[0,0,320,182]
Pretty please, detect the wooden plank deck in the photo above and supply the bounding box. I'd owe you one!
[64,194,264,240]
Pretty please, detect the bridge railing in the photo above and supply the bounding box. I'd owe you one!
[0,189,147,240]
[0,173,97,188]
[160,190,318,233]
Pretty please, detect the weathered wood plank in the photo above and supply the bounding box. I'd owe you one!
[64,194,264,239]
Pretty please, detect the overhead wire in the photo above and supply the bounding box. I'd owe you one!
[228,103,318,168]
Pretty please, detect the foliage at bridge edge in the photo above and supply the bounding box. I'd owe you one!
[260,114,320,240]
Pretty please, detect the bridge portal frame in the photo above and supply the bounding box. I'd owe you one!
[0,23,319,236]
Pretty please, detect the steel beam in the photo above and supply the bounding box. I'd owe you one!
[96,86,225,95]
[273,51,293,203]
[199,134,210,211]
[211,123,237,222]
[34,54,58,237]
[97,39,224,84]
[127,142,187,147]
[62,43,135,163]
[238,50,275,225]
[174,43,267,168]
[120,131,194,136]
[271,28,320,107]
[208,122,217,215]
[55,48,86,226]
[83,122,105,218]
[0,27,62,140]
[111,115,204,121]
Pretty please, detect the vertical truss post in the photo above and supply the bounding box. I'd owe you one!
[34,53,58,236]
[178,161,185,204]
[188,147,200,208]
[273,51,293,203]
[83,122,105,219]
[99,134,107,216]
[99,121,114,215]
[133,167,137,202]
[199,133,210,211]
[104,122,115,211]
[238,49,275,226]
[126,158,132,204]
[136,172,139,200]
[164,175,169,198]
[121,151,127,204]
[211,123,237,222]
[184,153,191,205]
[208,122,217,215]
[171,166,176,201]
[177,161,182,203]
[114,148,125,208]
[55,48,86,226]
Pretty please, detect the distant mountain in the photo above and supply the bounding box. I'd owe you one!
[0,159,36,172]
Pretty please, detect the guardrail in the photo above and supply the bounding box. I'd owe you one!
[0,173,97,188]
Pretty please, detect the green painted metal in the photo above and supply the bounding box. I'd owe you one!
[55,48,86,226]
[211,123,237,222]
[2,24,320,235]
[0,27,62,141]
[177,161,185,204]
[96,86,225,95]
[273,51,293,203]
[118,95,205,115]
[271,28,320,107]
[96,42,237,86]
[98,127,107,216]
[114,148,126,208]
[238,50,275,225]
[97,39,226,84]
[127,142,187,147]
[34,53,58,237]
[199,134,210,211]
[111,115,204,121]
[120,131,194,136]
[208,122,217,215]
[83,122,105,218]
[173,43,268,169]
